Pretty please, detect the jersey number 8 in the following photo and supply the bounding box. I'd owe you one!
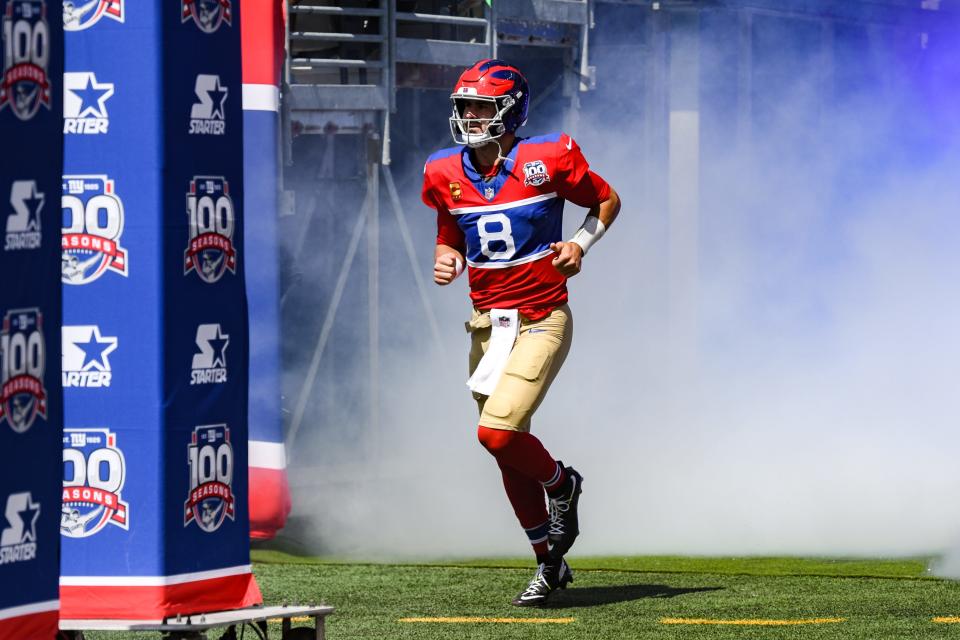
[477,213,516,261]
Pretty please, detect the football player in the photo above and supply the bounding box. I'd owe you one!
[422,59,621,606]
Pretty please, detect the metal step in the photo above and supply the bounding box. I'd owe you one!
[288,84,389,111]
[290,5,385,17]
[395,11,488,27]
[290,31,386,42]
[497,0,589,25]
[290,58,385,68]
[395,38,491,66]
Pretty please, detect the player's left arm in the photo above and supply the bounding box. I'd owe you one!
[551,184,620,277]
[550,134,621,277]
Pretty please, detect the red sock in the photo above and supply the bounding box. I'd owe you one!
[498,463,550,558]
[477,425,563,484]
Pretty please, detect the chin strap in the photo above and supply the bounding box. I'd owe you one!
[492,138,510,166]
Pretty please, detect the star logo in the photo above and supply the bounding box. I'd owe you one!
[63,325,118,376]
[207,329,229,368]
[64,73,114,135]
[207,78,228,120]
[63,71,114,118]
[76,328,118,370]
[67,73,114,118]
[0,492,41,548]
[18,496,40,543]
[189,76,228,136]
[22,186,43,232]
[6,180,45,242]
[191,324,229,384]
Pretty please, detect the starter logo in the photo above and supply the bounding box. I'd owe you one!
[64,71,113,134]
[182,0,231,33]
[4,179,43,251]
[63,0,123,31]
[1,1,52,121]
[62,175,129,285]
[191,323,228,385]
[184,424,234,533]
[0,491,39,565]
[522,160,551,187]
[0,308,47,434]
[188,74,227,136]
[184,176,236,284]
[62,325,117,388]
[62,428,129,537]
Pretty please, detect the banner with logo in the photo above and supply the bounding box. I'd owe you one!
[60,1,261,619]
[0,1,64,637]
[241,0,289,540]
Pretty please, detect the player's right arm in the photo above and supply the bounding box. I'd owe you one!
[434,208,466,285]
[423,156,467,286]
[434,244,465,285]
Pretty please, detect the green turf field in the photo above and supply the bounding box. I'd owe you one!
[81,552,960,639]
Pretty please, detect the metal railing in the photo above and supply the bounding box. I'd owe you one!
[285,1,591,92]
[284,0,591,162]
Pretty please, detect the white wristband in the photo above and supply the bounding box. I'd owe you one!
[569,216,606,256]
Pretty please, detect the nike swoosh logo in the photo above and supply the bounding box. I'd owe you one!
[565,137,573,150]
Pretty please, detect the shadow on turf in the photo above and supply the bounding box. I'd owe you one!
[543,584,723,609]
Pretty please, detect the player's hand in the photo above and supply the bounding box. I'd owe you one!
[550,242,583,277]
[434,252,463,285]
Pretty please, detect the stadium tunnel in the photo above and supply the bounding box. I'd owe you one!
[274,0,960,551]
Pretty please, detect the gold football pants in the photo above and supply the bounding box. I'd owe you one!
[466,304,572,432]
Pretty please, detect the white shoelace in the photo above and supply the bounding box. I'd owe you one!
[520,566,550,598]
[548,495,571,536]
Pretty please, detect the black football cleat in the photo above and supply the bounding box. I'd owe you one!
[547,466,583,559]
[511,559,574,607]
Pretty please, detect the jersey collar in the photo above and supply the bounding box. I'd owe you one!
[461,140,522,202]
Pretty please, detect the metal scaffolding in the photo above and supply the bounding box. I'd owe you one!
[281,0,596,455]
[279,0,960,459]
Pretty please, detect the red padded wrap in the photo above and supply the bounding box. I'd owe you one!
[0,610,58,640]
[477,426,559,483]
[249,467,291,540]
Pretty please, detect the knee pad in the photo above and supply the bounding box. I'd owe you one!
[477,425,518,456]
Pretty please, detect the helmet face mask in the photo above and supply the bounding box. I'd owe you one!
[448,60,529,148]
[449,94,515,147]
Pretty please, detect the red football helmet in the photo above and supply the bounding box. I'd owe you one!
[449,59,530,147]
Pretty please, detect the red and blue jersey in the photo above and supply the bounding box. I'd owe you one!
[422,132,610,319]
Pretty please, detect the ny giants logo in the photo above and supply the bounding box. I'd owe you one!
[181,0,231,34]
[522,160,551,188]
[0,309,46,434]
[185,176,236,284]
[63,0,123,31]
[4,179,43,251]
[184,424,234,533]
[62,175,129,285]
[1,1,51,121]
[61,428,129,537]
[0,491,39,565]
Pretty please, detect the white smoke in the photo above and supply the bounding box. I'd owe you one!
[277,13,960,563]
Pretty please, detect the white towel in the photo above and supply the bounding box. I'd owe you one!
[467,309,519,396]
